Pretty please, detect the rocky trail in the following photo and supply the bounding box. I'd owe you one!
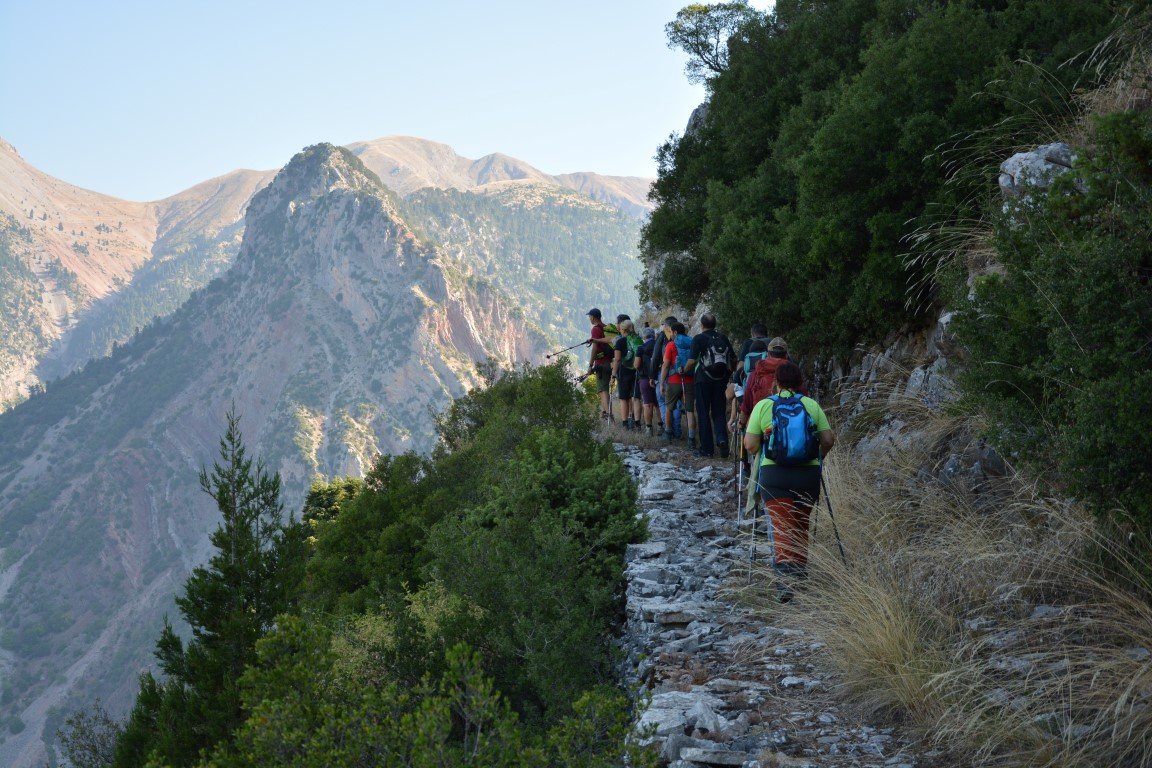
[615,443,934,768]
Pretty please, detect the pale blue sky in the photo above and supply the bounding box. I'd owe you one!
[0,1,772,202]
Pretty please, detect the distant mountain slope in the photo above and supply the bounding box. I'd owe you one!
[0,140,275,404]
[36,169,277,381]
[0,144,545,767]
[404,183,643,346]
[0,137,649,408]
[347,136,654,218]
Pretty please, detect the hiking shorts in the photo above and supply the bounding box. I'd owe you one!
[617,369,637,399]
[638,377,657,406]
[666,380,695,413]
[756,464,821,506]
[593,364,612,393]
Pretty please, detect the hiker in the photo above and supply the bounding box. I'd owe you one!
[739,337,791,427]
[686,313,736,458]
[611,319,642,428]
[734,323,770,387]
[650,316,676,437]
[637,327,659,435]
[729,339,767,435]
[585,308,614,419]
[660,321,697,449]
[743,361,835,602]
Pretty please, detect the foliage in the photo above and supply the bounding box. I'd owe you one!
[57,699,122,768]
[102,362,650,766]
[955,110,1152,531]
[202,619,656,768]
[664,1,763,85]
[642,0,1120,354]
[112,410,306,767]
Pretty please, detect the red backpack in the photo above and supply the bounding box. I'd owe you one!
[741,356,787,423]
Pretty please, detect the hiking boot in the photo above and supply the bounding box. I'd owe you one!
[601,411,611,421]
[718,441,730,459]
[687,436,697,451]
[645,424,654,437]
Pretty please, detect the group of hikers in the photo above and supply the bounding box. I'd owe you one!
[579,308,836,603]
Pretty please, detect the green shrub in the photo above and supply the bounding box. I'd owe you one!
[955,110,1152,531]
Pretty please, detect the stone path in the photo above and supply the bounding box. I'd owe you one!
[615,444,930,768]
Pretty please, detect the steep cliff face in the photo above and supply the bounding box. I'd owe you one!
[0,144,544,767]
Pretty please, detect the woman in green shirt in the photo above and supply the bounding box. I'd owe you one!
[742,362,835,601]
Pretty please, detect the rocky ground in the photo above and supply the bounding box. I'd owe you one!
[615,443,936,768]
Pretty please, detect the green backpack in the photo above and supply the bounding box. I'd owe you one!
[623,333,644,369]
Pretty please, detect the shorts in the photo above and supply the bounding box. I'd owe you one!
[638,376,657,406]
[593,364,612,393]
[617,370,637,399]
[666,380,695,413]
[757,464,821,504]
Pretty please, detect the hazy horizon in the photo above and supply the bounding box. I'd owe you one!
[0,1,774,202]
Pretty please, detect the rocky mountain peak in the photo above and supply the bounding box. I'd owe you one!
[251,143,388,213]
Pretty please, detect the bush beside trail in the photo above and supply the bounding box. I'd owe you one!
[68,361,658,768]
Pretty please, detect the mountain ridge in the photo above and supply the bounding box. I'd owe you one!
[0,136,650,406]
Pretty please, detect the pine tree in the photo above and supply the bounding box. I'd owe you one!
[113,409,303,767]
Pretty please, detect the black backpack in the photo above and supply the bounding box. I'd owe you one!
[647,337,664,380]
[698,333,732,381]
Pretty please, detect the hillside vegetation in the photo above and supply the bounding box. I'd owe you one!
[63,363,655,768]
[646,1,1152,765]
[405,185,643,346]
[647,0,1152,533]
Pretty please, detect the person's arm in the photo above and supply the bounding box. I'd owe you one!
[744,428,762,456]
[611,349,622,379]
[818,430,835,456]
[660,345,671,394]
[743,400,765,454]
[739,370,758,426]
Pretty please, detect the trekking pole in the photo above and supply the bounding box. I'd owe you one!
[734,428,745,525]
[818,468,848,567]
[545,341,588,360]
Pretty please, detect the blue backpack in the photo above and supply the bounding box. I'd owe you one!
[669,334,694,376]
[767,393,820,466]
[743,350,769,376]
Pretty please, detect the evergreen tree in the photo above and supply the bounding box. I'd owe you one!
[113,409,304,767]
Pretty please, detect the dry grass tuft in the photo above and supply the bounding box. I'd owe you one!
[742,377,1152,767]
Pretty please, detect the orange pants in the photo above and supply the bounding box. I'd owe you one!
[758,464,821,568]
[763,496,814,567]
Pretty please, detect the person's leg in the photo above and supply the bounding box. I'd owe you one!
[595,366,611,417]
[758,465,818,602]
[655,382,667,435]
[665,384,681,437]
[695,381,714,455]
[682,381,697,449]
[709,381,729,457]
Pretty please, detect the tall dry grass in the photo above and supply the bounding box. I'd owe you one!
[745,382,1152,767]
